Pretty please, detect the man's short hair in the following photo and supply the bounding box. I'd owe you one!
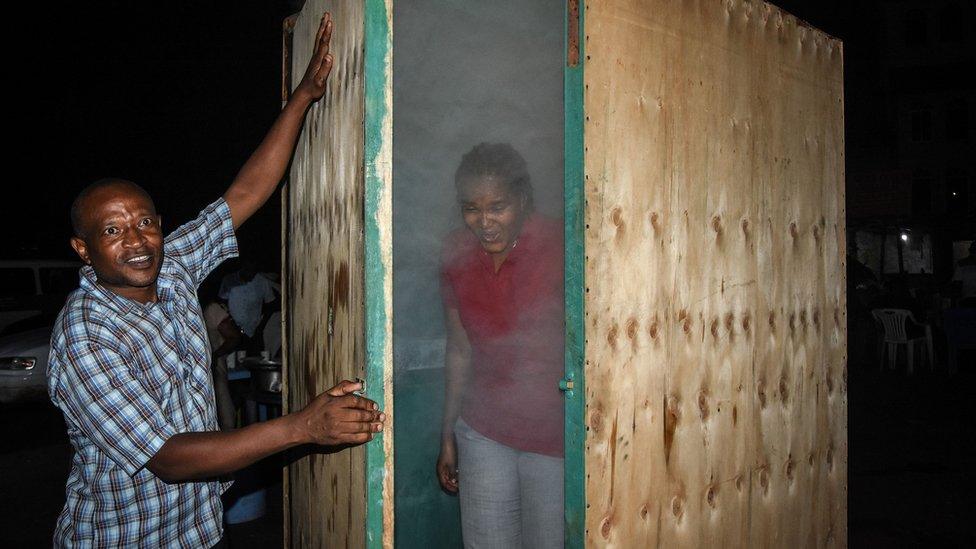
[70,178,152,237]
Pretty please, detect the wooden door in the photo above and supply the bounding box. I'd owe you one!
[582,0,847,546]
[283,0,392,547]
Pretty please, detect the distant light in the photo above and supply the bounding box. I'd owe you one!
[952,191,958,197]
[901,233,909,242]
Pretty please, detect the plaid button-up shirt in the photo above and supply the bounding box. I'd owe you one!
[48,198,238,547]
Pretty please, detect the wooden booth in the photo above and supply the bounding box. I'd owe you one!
[282,0,846,547]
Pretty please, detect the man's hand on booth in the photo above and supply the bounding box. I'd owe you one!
[146,379,384,483]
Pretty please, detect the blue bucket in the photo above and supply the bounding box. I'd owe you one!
[224,463,267,525]
[224,487,267,524]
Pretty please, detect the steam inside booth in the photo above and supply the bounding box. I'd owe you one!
[392,0,566,545]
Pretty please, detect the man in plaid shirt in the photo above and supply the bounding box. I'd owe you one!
[46,13,380,547]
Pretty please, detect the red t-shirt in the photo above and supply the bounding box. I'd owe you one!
[440,214,565,457]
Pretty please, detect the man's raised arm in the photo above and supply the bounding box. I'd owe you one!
[223,11,334,229]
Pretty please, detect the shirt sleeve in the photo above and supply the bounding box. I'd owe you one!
[165,198,239,287]
[53,340,178,477]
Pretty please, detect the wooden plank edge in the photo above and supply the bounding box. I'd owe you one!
[364,0,394,547]
[564,0,586,547]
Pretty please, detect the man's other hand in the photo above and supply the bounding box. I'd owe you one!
[295,379,385,447]
[294,12,335,102]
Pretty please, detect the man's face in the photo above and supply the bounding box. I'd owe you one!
[70,183,163,302]
[457,176,527,256]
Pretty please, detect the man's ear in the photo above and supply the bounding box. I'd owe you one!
[70,236,91,265]
[157,215,162,231]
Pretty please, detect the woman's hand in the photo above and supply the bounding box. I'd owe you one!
[293,12,335,103]
[436,436,460,493]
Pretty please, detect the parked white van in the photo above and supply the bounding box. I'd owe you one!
[0,260,80,335]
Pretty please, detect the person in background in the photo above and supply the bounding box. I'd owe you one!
[219,259,280,352]
[203,298,242,430]
[952,240,976,307]
[46,13,383,547]
[436,143,565,548]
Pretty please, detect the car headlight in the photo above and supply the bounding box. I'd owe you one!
[0,357,36,370]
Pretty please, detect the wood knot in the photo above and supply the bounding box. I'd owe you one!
[610,208,625,237]
[648,316,660,340]
[734,473,743,492]
[589,410,604,434]
[650,211,661,233]
[812,224,821,244]
[758,466,770,494]
[639,504,649,520]
[799,310,808,330]
[678,309,692,334]
[712,215,723,235]
[833,308,840,326]
[600,516,612,539]
[826,375,834,394]
[732,404,738,426]
[710,317,720,339]
[607,323,619,348]
[789,313,796,334]
[625,318,639,341]
[779,377,789,402]
[785,455,795,481]
[789,221,798,239]
[812,309,821,331]
[611,207,623,226]
[741,312,751,333]
[757,379,768,408]
[724,312,735,337]
[697,389,710,420]
[705,484,718,508]
[741,218,750,239]
[671,496,684,519]
[664,394,680,463]
[826,445,834,470]
[768,312,776,332]
[808,452,816,468]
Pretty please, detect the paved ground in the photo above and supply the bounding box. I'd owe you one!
[1,359,973,547]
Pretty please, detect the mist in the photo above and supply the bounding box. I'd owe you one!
[392,0,566,545]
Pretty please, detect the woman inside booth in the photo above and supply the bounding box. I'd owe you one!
[436,143,565,548]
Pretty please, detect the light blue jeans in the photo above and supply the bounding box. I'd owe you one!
[455,418,564,549]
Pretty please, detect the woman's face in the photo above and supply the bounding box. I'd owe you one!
[457,176,527,256]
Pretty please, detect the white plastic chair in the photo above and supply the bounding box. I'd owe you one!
[871,308,935,374]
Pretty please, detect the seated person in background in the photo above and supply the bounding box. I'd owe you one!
[219,259,280,352]
[203,300,242,430]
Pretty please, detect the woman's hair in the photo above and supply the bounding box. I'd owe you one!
[454,142,534,211]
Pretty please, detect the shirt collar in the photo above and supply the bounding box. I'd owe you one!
[79,261,177,315]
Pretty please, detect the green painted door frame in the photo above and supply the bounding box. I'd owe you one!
[362,1,585,546]
[563,0,586,546]
[364,0,391,547]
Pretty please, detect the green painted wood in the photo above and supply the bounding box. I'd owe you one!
[563,1,586,547]
[364,0,391,547]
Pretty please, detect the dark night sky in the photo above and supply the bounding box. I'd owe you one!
[5,0,854,267]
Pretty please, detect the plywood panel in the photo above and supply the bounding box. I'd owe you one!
[285,1,366,547]
[584,0,845,546]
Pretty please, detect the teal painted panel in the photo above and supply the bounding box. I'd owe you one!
[563,1,586,547]
[364,0,391,547]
